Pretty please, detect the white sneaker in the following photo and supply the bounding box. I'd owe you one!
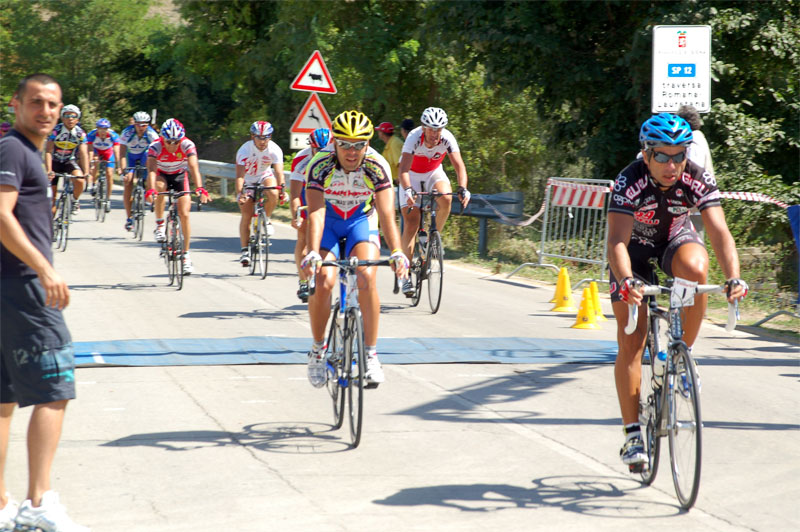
[183,254,194,275]
[0,494,19,530]
[14,491,90,532]
[154,222,166,243]
[266,221,275,237]
[365,353,385,384]
[240,249,250,267]
[307,347,327,388]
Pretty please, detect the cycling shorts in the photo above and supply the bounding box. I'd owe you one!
[158,170,190,193]
[320,212,379,258]
[126,152,147,169]
[94,149,116,168]
[609,229,705,303]
[50,160,82,186]
[299,188,307,220]
[398,166,449,207]
[0,276,76,408]
[239,176,278,201]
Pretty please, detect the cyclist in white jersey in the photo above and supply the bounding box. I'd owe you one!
[235,121,285,266]
[289,127,330,301]
[119,111,159,231]
[397,107,470,295]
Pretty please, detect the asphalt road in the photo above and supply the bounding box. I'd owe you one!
[5,185,798,531]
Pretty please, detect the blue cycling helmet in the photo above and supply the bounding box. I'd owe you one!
[96,118,111,128]
[160,118,185,140]
[308,127,330,149]
[249,121,273,137]
[639,113,693,149]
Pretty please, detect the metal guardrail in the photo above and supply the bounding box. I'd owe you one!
[507,177,614,288]
[198,159,237,197]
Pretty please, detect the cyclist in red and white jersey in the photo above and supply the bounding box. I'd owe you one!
[289,127,330,301]
[86,118,120,212]
[235,121,285,267]
[397,107,470,295]
[145,118,209,274]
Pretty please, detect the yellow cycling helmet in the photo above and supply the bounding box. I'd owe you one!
[332,110,374,140]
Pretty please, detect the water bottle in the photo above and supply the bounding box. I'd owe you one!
[653,351,667,386]
[418,230,428,250]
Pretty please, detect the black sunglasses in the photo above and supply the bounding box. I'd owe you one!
[650,150,687,164]
[254,135,271,141]
[165,139,181,145]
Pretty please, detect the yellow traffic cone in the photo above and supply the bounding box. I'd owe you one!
[551,267,577,312]
[572,287,601,329]
[590,281,608,321]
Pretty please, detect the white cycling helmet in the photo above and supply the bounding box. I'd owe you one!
[420,107,448,128]
[61,104,81,119]
[133,111,151,123]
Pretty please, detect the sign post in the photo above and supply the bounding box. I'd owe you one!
[652,25,711,113]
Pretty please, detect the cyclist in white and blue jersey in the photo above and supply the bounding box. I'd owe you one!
[302,111,409,388]
[119,111,158,231]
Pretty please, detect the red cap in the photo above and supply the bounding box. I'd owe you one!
[375,122,394,134]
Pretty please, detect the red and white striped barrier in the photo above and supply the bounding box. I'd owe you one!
[720,191,789,209]
[547,179,610,208]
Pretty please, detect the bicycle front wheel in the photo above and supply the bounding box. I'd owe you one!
[427,231,444,313]
[639,322,662,485]
[668,344,702,509]
[173,216,185,290]
[133,188,145,240]
[257,213,269,279]
[248,218,258,276]
[410,244,423,307]
[60,195,71,252]
[345,308,365,448]
[94,178,104,221]
[325,304,346,430]
[53,196,66,251]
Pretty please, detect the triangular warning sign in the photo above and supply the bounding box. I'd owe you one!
[290,50,337,94]
[290,93,333,134]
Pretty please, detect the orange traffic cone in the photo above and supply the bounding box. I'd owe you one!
[590,281,608,321]
[572,287,601,329]
[551,267,577,312]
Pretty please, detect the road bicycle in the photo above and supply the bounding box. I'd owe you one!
[403,187,460,314]
[627,275,738,510]
[128,162,148,240]
[157,190,193,290]
[52,173,76,252]
[244,184,281,279]
[92,159,110,222]
[309,245,392,448]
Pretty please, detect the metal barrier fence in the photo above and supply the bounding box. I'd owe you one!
[197,159,237,197]
[507,178,613,288]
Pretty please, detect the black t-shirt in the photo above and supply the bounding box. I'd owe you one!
[608,158,721,248]
[0,129,53,277]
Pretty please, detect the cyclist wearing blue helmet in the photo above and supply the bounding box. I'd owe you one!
[86,117,121,211]
[288,127,330,300]
[607,112,748,470]
[234,121,285,267]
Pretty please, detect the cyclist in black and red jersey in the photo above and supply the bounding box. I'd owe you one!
[607,112,748,469]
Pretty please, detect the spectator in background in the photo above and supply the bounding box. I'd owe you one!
[0,122,11,137]
[375,122,403,182]
[400,118,414,140]
[677,105,714,177]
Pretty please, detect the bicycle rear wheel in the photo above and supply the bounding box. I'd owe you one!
[325,304,346,430]
[427,231,444,314]
[257,213,269,279]
[668,344,702,509]
[345,308,365,448]
[173,216,185,290]
[639,319,662,485]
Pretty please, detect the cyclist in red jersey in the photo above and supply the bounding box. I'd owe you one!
[145,118,209,275]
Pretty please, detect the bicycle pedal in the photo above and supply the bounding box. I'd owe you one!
[365,382,380,390]
[628,462,648,474]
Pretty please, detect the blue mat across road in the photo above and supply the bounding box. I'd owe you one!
[74,336,618,367]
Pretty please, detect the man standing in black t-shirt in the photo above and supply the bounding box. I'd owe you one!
[0,74,89,531]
